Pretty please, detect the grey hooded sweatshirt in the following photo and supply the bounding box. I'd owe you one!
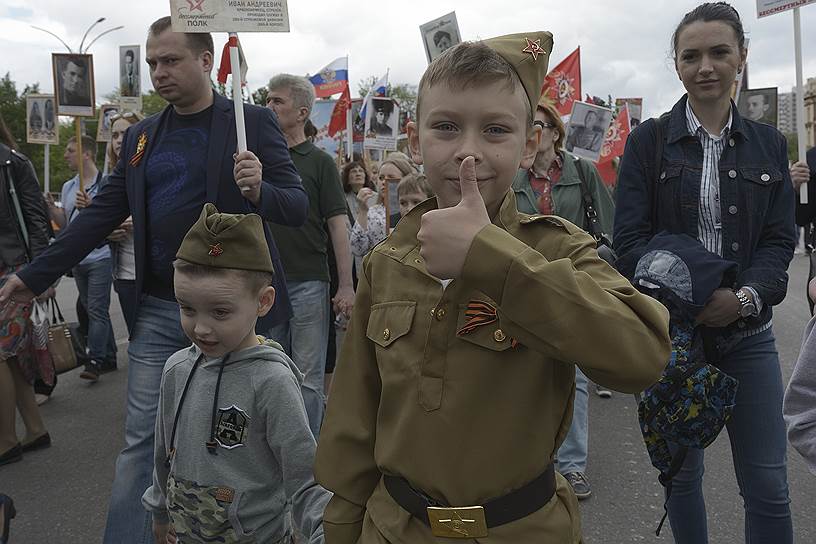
[784,316,816,476]
[142,340,330,543]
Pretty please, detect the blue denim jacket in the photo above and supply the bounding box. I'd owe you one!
[614,95,796,340]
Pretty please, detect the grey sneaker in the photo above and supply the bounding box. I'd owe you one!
[563,472,592,500]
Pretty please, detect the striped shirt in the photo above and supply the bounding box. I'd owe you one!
[685,100,732,256]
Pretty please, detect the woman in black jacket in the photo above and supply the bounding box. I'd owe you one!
[0,112,53,465]
[614,3,795,542]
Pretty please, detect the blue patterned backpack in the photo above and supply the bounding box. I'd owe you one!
[637,322,738,535]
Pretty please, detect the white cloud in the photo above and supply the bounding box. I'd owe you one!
[1,0,814,118]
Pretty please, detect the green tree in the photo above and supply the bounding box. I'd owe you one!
[785,132,799,163]
[142,90,168,116]
[252,86,268,107]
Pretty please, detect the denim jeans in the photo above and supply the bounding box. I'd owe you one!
[73,258,117,364]
[114,279,138,337]
[557,367,589,474]
[266,280,329,439]
[666,328,792,544]
[103,296,189,544]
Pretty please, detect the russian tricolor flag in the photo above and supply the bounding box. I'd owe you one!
[309,57,349,98]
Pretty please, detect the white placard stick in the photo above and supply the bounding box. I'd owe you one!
[230,33,247,154]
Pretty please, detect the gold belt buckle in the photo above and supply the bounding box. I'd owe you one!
[427,506,488,539]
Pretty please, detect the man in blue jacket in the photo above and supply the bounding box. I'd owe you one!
[0,16,308,543]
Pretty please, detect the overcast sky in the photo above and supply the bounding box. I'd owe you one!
[2,0,815,118]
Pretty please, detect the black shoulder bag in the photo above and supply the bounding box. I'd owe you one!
[575,160,617,265]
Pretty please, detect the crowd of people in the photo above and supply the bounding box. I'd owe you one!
[1,2,816,543]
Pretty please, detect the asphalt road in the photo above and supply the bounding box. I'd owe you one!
[3,256,816,543]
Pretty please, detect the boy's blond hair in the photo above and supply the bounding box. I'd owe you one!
[416,41,532,125]
[397,173,434,199]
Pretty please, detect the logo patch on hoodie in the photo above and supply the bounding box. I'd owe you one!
[215,405,250,449]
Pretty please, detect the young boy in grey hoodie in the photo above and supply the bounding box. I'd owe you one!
[142,203,330,543]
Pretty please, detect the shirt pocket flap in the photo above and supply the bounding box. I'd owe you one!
[366,301,416,348]
[741,167,782,186]
[658,164,683,183]
[455,303,513,352]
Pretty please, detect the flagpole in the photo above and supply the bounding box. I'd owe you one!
[346,56,352,160]
[794,8,807,203]
[75,118,84,192]
[44,144,50,194]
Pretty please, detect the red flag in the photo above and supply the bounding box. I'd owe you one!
[597,106,631,186]
[328,85,351,137]
[217,36,248,86]
[540,47,581,117]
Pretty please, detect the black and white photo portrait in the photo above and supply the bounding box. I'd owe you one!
[419,12,462,64]
[26,94,59,145]
[119,45,141,98]
[738,87,778,127]
[364,97,399,151]
[97,104,121,142]
[52,53,95,117]
[565,101,613,162]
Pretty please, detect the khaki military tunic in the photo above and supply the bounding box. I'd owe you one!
[315,192,670,543]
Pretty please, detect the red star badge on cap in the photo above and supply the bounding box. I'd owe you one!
[522,37,545,61]
[208,243,223,257]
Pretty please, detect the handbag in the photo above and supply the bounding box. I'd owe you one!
[47,299,88,374]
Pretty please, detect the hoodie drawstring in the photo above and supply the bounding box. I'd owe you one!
[165,353,205,468]
[206,353,231,454]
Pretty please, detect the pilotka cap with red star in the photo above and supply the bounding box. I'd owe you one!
[482,32,553,114]
[176,203,275,274]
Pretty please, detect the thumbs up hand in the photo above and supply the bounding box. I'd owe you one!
[417,156,491,279]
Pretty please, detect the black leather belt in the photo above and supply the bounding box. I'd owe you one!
[383,463,556,539]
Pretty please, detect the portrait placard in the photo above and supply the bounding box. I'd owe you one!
[119,45,142,113]
[169,0,290,32]
[52,53,95,117]
[419,12,461,64]
[309,99,340,157]
[738,87,779,127]
[364,97,399,151]
[96,104,121,142]
[565,101,614,163]
[26,94,59,145]
[615,98,643,128]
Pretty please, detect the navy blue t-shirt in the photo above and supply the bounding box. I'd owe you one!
[144,106,212,299]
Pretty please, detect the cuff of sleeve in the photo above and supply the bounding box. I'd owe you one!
[461,224,535,304]
[742,286,763,315]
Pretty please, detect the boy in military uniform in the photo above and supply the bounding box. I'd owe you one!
[315,32,671,543]
[142,204,330,544]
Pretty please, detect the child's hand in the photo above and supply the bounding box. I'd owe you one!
[417,156,490,279]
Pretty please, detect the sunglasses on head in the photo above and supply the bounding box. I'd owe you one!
[109,111,140,122]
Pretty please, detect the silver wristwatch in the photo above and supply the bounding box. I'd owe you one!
[735,288,756,318]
